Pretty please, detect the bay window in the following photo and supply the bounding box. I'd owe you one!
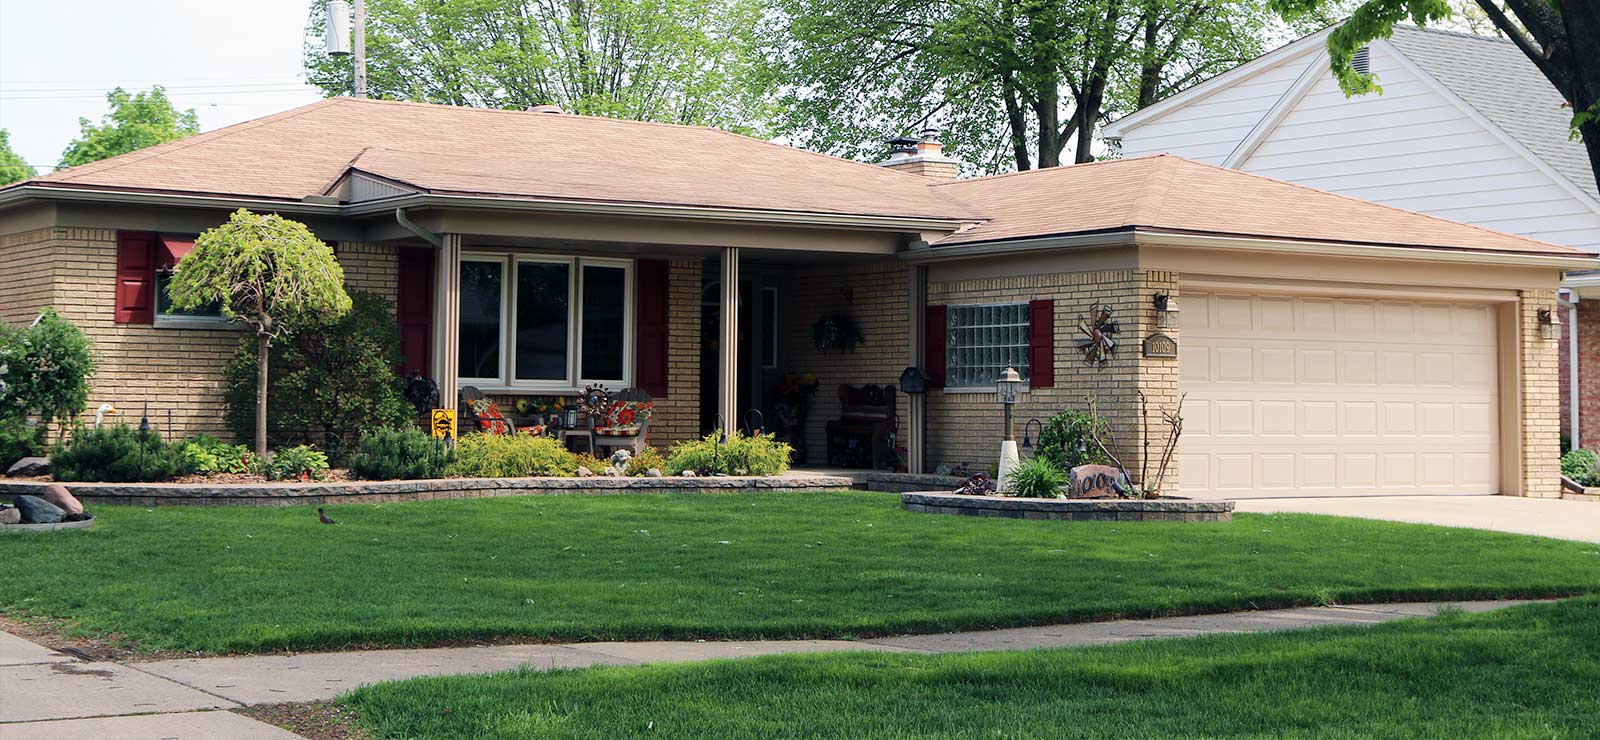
[458,253,632,390]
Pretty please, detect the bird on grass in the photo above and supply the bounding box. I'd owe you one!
[317,507,338,525]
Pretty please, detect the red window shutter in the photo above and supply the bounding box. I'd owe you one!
[1029,299,1054,388]
[924,305,947,389]
[635,260,670,397]
[396,247,435,376]
[115,231,157,324]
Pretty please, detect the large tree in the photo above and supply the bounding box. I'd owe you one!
[1270,0,1600,194]
[765,0,1277,172]
[168,210,352,457]
[0,130,33,185]
[58,86,200,169]
[303,0,773,132]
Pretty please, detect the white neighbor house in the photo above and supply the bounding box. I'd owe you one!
[1103,24,1600,449]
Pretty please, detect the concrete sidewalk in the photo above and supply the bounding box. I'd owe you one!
[0,599,1543,738]
[1218,494,1600,543]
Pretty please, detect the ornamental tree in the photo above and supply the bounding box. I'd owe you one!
[168,209,352,457]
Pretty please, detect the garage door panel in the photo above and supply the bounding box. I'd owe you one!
[1181,291,1498,496]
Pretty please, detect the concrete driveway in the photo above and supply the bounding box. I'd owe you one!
[1212,494,1600,543]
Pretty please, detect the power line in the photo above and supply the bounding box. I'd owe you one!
[0,80,311,94]
[1,87,323,102]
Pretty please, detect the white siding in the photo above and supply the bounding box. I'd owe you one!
[1115,42,1600,253]
[1116,48,1317,164]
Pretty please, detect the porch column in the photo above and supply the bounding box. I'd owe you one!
[433,233,463,418]
[907,265,927,474]
[719,247,740,437]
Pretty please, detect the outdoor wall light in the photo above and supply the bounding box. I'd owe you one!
[1538,308,1561,341]
[1153,292,1179,329]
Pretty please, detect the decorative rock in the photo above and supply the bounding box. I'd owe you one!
[5,457,49,477]
[40,484,84,515]
[575,466,594,478]
[0,505,19,525]
[679,470,697,477]
[603,466,621,476]
[14,495,65,524]
[645,468,663,478]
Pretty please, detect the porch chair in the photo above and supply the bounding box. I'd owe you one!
[824,384,897,470]
[590,388,654,456]
[458,386,546,436]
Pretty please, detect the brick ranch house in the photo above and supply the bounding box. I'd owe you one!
[0,97,1590,497]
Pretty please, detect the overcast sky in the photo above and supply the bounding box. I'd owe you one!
[0,0,324,173]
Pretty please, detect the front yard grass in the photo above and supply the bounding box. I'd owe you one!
[343,596,1600,739]
[0,491,1595,654]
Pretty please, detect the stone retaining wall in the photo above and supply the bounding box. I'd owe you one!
[901,491,1233,522]
[0,475,854,507]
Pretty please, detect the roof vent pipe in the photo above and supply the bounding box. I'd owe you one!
[527,104,565,114]
[886,136,921,160]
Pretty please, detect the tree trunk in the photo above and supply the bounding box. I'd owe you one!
[1566,0,1600,194]
[255,331,269,459]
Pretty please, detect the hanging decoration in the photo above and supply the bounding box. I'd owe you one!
[1076,304,1119,366]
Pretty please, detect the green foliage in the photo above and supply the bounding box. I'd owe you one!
[666,432,792,476]
[810,313,864,353]
[303,0,774,133]
[1035,409,1112,470]
[0,308,97,434]
[765,0,1273,171]
[1006,455,1068,498]
[575,452,609,474]
[625,447,667,476]
[170,209,352,455]
[1560,449,1600,487]
[51,425,189,482]
[259,445,330,482]
[0,129,33,186]
[350,427,452,480]
[0,416,39,471]
[223,292,410,462]
[58,86,199,168]
[448,433,579,478]
[177,434,254,475]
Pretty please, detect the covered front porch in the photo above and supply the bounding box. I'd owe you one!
[368,204,933,469]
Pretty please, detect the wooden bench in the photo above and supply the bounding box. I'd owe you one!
[824,384,897,470]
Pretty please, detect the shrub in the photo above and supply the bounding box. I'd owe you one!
[1006,455,1068,498]
[177,434,254,475]
[350,427,452,480]
[625,447,667,476]
[448,433,578,478]
[666,432,792,476]
[51,425,188,482]
[1035,409,1113,470]
[1,415,41,471]
[0,308,96,442]
[260,445,330,481]
[1561,449,1600,487]
[574,452,609,474]
[224,291,410,463]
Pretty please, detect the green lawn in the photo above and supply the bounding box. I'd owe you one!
[343,597,1600,739]
[0,491,1595,654]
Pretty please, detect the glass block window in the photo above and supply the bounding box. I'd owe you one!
[947,303,1030,387]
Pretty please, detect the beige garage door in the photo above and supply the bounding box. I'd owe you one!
[1179,291,1499,497]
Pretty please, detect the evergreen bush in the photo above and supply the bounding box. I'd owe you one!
[350,427,452,480]
[51,425,188,482]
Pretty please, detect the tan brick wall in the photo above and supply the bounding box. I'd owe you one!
[649,260,703,447]
[926,268,1180,491]
[1520,289,1561,497]
[787,260,911,465]
[336,241,399,304]
[0,228,58,325]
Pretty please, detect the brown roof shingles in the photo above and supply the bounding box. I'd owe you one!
[932,154,1582,256]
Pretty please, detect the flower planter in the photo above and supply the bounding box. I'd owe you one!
[901,491,1232,522]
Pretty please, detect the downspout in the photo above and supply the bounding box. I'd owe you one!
[1567,292,1581,448]
[395,206,442,247]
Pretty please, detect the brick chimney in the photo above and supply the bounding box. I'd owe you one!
[879,128,960,180]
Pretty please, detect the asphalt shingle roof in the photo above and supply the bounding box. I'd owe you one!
[1386,25,1597,200]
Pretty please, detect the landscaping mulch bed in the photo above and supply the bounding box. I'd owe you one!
[236,702,370,740]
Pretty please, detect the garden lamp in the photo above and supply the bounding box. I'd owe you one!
[995,367,1024,491]
[1021,419,1042,449]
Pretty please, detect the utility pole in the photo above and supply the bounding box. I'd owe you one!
[353,0,367,98]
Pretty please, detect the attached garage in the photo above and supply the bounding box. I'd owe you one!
[1179,291,1502,497]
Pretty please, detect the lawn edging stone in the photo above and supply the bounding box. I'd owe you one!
[902,491,1234,522]
[0,474,854,507]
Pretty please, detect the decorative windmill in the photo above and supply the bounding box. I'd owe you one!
[1077,304,1119,366]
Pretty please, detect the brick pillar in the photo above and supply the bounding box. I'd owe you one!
[1134,270,1182,495]
[1519,289,1561,497]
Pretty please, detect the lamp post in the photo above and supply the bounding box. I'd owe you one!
[995,367,1024,491]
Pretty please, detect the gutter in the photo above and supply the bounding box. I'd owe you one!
[394,206,442,248]
[0,184,343,215]
[899,230,1137,263]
